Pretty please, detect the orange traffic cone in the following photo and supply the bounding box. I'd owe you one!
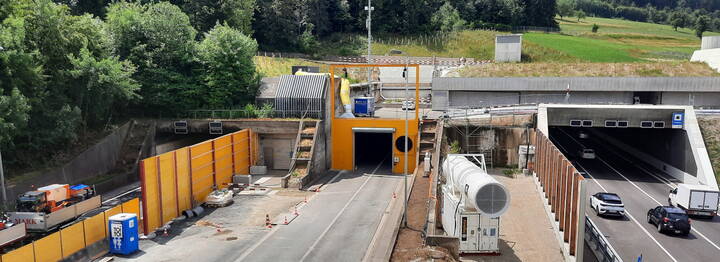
[265,214,272,228]
[304,196,308,203]
[293,206,299,216]
[393,192,397,199]
[163,228,169,236]
[284,216,289,225]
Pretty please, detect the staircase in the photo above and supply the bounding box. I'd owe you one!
[286,120,320,188]
[108,120,154,176]
[419,120,438,177]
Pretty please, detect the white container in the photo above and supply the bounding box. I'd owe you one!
[442,155,510,218]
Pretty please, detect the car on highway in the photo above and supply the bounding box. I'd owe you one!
[647,206,691,236]
[590,192,625,217]
[402,100,415,110]
[578,131,589,139]
[580,148,596,159]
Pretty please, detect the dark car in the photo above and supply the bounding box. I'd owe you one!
[647,206,691,236]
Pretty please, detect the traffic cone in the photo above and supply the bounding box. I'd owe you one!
[284,216,289,225]
[163,228,169,236]
[265,214,272,228]
[393,192,397,199]
[293,206,299,216]
[304,196,308,203]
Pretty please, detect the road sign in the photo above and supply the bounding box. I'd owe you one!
[672,112,684,129]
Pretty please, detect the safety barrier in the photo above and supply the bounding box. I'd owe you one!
[534,130,585,256]
[140,129,259,235]
[585,216,623,262]
[0,198,141,262]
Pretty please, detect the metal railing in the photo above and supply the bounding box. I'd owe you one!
[181,109,322,119]
[585,216,623,262]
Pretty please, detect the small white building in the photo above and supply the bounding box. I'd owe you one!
[495,34,522,62]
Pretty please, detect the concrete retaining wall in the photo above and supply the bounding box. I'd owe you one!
[7,122,132,204]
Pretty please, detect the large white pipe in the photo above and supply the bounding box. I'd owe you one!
[442,155,510,218]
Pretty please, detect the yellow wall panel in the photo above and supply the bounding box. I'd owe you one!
[331,118,418,174]
[190,141,213,156]
[61,222,86,257]
[3,242,34,262]
[83,213,106,245]
[34,232,62,262]
[104,205,122,236]
[158,152,178,224]
[141,158,161,235]
[121,198,141,216]
[175,148,192,211]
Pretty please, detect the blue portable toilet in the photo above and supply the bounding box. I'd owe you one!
[108,213,139,255]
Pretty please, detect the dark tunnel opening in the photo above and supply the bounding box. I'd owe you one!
[354,132,393,171]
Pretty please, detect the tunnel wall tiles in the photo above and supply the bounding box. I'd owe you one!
[533,131,584,256]
[140,129,255,235]
[1,197,141,262]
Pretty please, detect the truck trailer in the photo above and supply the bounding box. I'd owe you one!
[8,184,100,232]
[668,183,720,218]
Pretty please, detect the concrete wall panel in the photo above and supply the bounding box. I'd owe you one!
[34,232,62,262]
[83,213,106,245]
[61,222,86,257]
[3,242,34,262]
[448,91,519,108]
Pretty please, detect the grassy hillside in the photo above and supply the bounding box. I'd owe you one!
[254,56,328,77]
[367,16,717,63]
[458,61,719,77]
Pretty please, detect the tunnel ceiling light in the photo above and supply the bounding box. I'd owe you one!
[605,120,618,127]
[653,121,665,128]
[640,121,653,128]
[570,120,582,127]
[174,120,189,134]
[582,120,593,127]
[617,121,629,128]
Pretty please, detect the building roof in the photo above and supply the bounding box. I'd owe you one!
[257,77,280,99]
[433,77,720,92]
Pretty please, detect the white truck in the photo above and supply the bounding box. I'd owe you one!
[8,196,101,232]
[668,183,719,218]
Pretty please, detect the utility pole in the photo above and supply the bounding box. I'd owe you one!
[0,147,7,205]
[365,0,374,95]
[403,56,409,228]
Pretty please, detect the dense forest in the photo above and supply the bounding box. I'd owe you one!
[560,0,720,33]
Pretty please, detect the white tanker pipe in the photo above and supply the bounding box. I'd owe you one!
[442,155,511,218]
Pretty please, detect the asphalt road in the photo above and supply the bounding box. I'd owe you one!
[551,127,720,262]
[235,160,402,261]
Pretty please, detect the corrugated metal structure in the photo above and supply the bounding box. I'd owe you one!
[275,75,328,118]
[701,36,720,50]
[432,77,720,110]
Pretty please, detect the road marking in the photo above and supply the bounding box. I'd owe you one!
[299,157,387,262]
[573,160,679,262]
[235,226,280,261]
[558,128,720,253]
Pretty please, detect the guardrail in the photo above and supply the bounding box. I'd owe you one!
[585,216,623,262]
[181,109,323,119]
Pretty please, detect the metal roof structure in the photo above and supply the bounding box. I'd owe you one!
[275,74,328,118]
[433,77,720,92]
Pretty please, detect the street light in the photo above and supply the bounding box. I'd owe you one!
[0,45,7,205]
[365,1,374,95]
[391,49,410,228]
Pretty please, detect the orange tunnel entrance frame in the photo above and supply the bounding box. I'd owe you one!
[329,64,421,174]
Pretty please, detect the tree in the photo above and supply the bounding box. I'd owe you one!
[431,2,466,32]
[170,0,256,35]
[522,0,559,27]
[669,11,686,30]
[0,88,30,148]
[556,0,574,19]
[695,15,710,38]
[592,23,599,32]
[67,48,140,127]
[576,10,586,21]
[196,24,260,108]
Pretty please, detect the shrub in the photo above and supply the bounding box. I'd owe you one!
[592,23,599,33]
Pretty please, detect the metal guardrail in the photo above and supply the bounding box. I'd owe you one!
[182,109,322,119]
[585,216,623,262]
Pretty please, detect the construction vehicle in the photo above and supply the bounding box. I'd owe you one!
[8,184,101,232]
[0,214,26,249]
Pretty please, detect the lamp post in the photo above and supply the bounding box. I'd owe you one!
[0,45,7,206]
[365,0,374,95]
[390,49,410,228]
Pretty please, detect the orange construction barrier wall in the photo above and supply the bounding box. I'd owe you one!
[140,129,257,234]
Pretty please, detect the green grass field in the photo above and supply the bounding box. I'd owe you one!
[364,16,716,63]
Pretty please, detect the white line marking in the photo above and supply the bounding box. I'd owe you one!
[558,128,720,253]
[254,177,271,185]
[235,226,280,261]
[299,157,387,261]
